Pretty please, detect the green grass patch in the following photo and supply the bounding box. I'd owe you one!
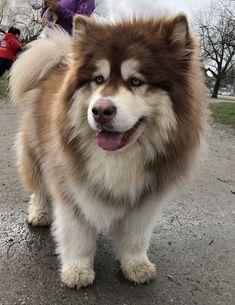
[209,102,235,128]
[0,72,8,98]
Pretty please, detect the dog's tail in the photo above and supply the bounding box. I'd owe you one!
[9,28,71,104]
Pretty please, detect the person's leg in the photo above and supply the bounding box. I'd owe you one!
[0,58,12,77]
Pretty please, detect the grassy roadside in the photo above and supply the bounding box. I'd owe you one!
[209,102,235,128]
[0,73,8,98]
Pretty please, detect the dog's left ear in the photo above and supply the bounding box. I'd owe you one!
[73,15,93,43]
[166,14,191,46]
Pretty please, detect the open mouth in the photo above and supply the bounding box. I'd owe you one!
[96,119,144,151]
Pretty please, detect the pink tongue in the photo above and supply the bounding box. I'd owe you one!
[97,130,124,151]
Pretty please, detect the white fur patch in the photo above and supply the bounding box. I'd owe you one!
[121,59,144,81]
[141,90,177,155]
[87,86,150,133]
[93,59,110,80]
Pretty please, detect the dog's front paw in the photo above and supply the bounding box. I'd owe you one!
[121,259,156,284]
[27,211,51,226]
[61,266,95,289]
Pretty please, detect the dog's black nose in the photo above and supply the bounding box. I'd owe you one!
[92,100,116,123]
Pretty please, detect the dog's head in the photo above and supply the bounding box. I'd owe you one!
[60,14,204,157]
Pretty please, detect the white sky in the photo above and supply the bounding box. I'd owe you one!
[104,0,210,20]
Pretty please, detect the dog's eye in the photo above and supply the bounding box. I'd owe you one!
[129,77,144,87]
[94,75,105,85]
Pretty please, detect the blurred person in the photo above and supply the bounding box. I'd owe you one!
[31,0,95,36]
[0,27,22,77]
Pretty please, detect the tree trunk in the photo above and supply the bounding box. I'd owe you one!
[211,78,221,98]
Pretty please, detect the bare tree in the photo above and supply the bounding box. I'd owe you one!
[0,0,9,32]
[194,0,235,98]
[93,0,108,18]
[0,0,42,41]
[12,1,43,42]
[1,0,107,41]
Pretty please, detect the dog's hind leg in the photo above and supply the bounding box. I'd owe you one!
[16,131,52,226]
[27,187,51,227]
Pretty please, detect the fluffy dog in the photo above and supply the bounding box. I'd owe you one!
[10,14,206,288]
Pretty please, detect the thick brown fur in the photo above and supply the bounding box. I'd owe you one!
[10,14,206,288]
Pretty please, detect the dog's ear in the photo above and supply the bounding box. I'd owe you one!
[165,14,191,46]
[73,15,93,43]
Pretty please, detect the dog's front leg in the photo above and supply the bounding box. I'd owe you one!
[111,202,157,284]
[52,200,97,289]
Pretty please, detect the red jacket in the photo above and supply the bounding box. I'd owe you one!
[0,33,22,61]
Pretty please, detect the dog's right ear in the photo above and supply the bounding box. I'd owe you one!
[73,15,93,43]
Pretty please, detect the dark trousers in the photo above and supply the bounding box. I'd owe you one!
[0,58,13,77]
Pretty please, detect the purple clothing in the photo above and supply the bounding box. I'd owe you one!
[41,0,95,34]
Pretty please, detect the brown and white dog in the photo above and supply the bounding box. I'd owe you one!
[10,14,206,288]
